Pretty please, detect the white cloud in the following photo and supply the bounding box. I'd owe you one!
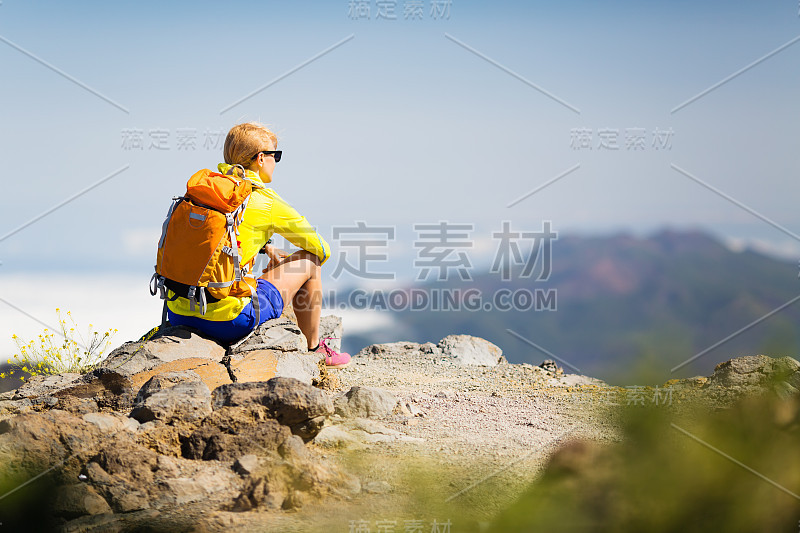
[122,228,160,258]
[724,237,800,261]
[0,273,395,364]
[0,274,160,364]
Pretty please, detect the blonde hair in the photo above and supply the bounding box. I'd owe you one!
[223,122,278,175]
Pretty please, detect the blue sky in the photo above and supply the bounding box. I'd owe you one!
[0,0,798,280]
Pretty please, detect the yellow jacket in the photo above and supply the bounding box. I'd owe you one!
[167,164,330,320]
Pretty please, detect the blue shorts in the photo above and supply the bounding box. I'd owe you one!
[167,279,284,344]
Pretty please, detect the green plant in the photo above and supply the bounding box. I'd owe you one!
[2,309,117,380]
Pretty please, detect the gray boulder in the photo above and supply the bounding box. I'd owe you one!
[234,454,260,476]
[133,371,201,403]
[229,318,306,353]
[438,335,505,366]
[704,355,800,397]
[212,377,334,440]
[182,405,292,461]
[230,315,342,354]
[539,360,560,374]
[11,373,83,399]
[276,352,321,384]
[319,315,343,352]
[356,342,429,360]
[130,371,211,424]
[363,480,392,494]
[0,369,135,419]
[355,337,504,366]
[52,483,112,519]
[334,386,399,419]
[227,349,320,385]
[100,326,226,376]
[86,438,241,512]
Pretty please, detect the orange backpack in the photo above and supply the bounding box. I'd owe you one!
[150,166,262,323]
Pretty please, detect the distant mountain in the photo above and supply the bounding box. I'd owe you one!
[340,230,800,383]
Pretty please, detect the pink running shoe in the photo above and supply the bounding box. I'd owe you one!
[314,337,351,369]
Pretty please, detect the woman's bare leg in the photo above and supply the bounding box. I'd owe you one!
[292,266,322,350]
[259,251,322,350]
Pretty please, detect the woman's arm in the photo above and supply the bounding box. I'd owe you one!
[260,243,289,269]
[267,190,331,264]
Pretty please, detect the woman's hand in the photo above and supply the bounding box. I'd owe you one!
[261,243,289,272]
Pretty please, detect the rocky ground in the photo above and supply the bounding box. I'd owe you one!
[0,314,797,532]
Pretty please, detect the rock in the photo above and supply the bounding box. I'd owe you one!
[134,371,202,403]
[52,483,112,519]
[350,418,402,436]
[539,359,563,375]
[420,342,442,356]
[60,512,123,533]
[130,372,212,424]
[135,419,185,457]
[394,400,423,417]
[57,397,100,416]
[229,314,343,354]
[334,386,398,419]
[280,302,298,323]
[313,419,422,448]
[88,438,241,512]
[278,434,308,460]
[0,398,33,421]
[228,349,320,385]
[0,373,353,528]
[229,318,306,353]
[90,438,159,491]
[122,417,140,432]
[99,326,226,376]
[228,349,279,384]
[313,425,366,449]
[212,378,333,440]
[356,342,426,360]
[158,470,236,506]
[319,315,343,352]
[86,439,241,512]
[705,355,800,397]
[131,358,231,392]
[277,352,322,385]
[234,454,259,476]
[666,377,708,389]
[558,374,608,388]
[182,405,293,461]
[57,368,133,398]
[701,355,800,402]
[231,477,284,512]
[82,412,124,432]
[363,480,392,494]
[0,410,105,482]
[2,369,131,418]
[12,373,83,399]
[232,452,359,511]
[1,372,122,415]
[438,335,505,366]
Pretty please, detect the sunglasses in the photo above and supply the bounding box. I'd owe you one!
[252,150,282,163]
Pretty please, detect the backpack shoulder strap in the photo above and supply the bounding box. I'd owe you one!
[224,163,264,191]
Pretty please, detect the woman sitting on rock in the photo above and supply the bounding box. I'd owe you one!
[164,122,350,368]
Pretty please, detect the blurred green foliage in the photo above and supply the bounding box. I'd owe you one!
[487,391,800,532]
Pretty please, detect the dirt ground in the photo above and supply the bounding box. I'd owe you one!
[191,345,622,533]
